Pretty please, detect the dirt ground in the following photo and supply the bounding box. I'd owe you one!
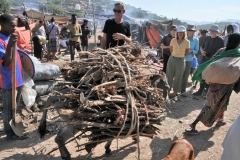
[0,37,239,160]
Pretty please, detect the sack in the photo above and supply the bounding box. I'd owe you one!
[202,57,240,84]
[33,63,60,81]
[33,81,58,96]
[22,85,37,107]
[22,69,37,107]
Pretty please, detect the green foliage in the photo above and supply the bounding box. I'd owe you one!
[51,0,62,5]
[0,0,10,14]
[39,3,65,15]
[75,12,83,18]
[172,18,188,26]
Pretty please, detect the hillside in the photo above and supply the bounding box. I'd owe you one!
[197,22,240,32]
[6,0,239,32]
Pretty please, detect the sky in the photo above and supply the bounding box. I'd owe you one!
[120,0,240,22]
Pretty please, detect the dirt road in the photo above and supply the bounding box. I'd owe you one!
[0,83,239,160]
[0,38,239,160]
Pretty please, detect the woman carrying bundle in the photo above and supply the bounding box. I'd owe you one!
[185,33,240,135]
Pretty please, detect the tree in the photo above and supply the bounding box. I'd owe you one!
[75,12,83,18]
[0,0,10,14]
[51,0,62,5]
[39,2,65,15]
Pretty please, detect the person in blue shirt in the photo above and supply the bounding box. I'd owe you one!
[181,25,199,94]
[0,14,27,140]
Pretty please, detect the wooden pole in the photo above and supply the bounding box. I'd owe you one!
[12,42,17,125]
[92,4,97,48]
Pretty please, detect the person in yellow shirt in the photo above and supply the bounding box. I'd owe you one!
[166,25,190,100]
[66,14,82,61]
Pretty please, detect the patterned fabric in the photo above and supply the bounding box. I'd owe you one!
[0,33,23,89]
[199,83,234,127]
[47,23,59,39]
[47,38,59,52]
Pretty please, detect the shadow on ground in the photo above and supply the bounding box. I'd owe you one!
[149,126,218,160]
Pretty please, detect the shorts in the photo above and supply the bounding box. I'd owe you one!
[81,37,88,46]
[47,38,59,52]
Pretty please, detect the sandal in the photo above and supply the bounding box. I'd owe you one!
[185,128,199,135]
[216,121,226,126]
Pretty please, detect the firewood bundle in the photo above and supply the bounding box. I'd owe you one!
[44,44,167,146]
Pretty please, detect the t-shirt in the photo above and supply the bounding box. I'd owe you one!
[170,38,190,58]
[202,36,224,58]
[0,33,23,89]
[32,24,46,37]
[103,19,131,49]
[81,24,91,38]
[47,23,59,39]
[66,23,81,42]
[161,34,173,55]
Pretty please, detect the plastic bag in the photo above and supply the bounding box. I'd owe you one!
[60,39,68,48]
[22,69,37,107]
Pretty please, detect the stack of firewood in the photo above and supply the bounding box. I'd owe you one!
[41,44,167,148]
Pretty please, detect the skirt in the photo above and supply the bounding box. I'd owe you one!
[199,83,234,127]
[47,38,59,52]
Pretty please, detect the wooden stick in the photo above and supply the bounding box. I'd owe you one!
[12,42,17,125]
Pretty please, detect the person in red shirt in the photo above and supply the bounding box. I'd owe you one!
[0,14,27,140]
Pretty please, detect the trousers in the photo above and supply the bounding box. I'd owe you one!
[181,61,192,92]
[166,55,185,92]
[2,86,23,138]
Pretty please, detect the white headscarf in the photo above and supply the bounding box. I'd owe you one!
[232,23,239,33]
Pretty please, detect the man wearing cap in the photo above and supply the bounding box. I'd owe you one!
[81,19,91,51]
[193,24,224,96]
[160,25,177,73]
[181,25,199,95]
[101,2,131,49]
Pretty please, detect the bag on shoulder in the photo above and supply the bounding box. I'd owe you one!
[202,57,240,84]
[46,25,55,40]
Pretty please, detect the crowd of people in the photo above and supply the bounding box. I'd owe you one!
[31,15,92,62]
[1,1,240,159]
